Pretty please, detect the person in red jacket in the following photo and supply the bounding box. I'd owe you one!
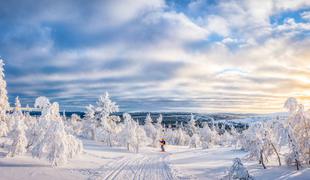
[159,138,166,152]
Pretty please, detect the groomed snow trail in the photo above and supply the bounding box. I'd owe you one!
[88,152,178,180]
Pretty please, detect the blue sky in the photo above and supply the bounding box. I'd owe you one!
[1,0,310,113]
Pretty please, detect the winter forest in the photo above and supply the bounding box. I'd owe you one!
[1,0,310,179]
[0,58,309,180]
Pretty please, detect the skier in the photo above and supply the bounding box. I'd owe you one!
[159,138,166,152]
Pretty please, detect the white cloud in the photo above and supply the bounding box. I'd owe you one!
[142,11,209,42]
[276,18,310,34]
[274,0,310,11]
[87,0,165,31]
[199,15,230,36]
[301,11,310,21]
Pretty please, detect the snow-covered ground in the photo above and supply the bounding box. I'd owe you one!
[168,146,310,180]
[0,139,309,180]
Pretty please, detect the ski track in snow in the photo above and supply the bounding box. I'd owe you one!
[87,152,178,180]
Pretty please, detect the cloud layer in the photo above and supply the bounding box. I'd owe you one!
[1,0,310,113]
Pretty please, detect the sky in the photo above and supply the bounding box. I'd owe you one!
[0,0,310,113]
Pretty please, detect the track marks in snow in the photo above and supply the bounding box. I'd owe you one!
[88,153,178,180]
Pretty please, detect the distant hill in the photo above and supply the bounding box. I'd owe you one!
[25,111,259,127]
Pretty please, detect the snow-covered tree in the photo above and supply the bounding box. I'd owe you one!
[95,92,119,120]
[33,118,83,166]
[189,133,201,148]
[83,92,120,146]
[285,126,302,170]
[164,128,175,145]
[144,113,157,147]
[187,114,197,137]
[199,123,215,149]
[155,114,163,129]
[34,96,51,110]
[31,97,83,166]
[0,120,8,137]
[226,158,253,180]
[24,114,37,148]
[7,118,28,157]
[240,123,267,168]
[155,114,164,144]
[96,114,121,147]
[120,113,149,153]
[65,114,82,136]
[284,97,310,169]
[284,97,298,114]
[240,121,284,169]
[229,125,241,149]
[263,121,283,166]
[82,105,97,140]
[14,96,21,112]
[0,59,9,136]
[186,114,202,148]
[216,123,234,147]
[165,123,190,146]
[8,97,25,131]
[175,127,189,146]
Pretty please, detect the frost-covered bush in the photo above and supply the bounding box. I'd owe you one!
[226,158,253,180]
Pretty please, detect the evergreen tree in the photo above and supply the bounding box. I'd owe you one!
[144,113,157,147]
[0,59,9,136]
[8,118,28,157]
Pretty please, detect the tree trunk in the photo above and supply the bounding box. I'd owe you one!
[91,129,96,141]
[287,133,300,170]
[26,142,33,149]
[260,150,266,169]
[295,159,300,170]
[308,148,310,165]
[271,143,281,166]
[107,133,112,147]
